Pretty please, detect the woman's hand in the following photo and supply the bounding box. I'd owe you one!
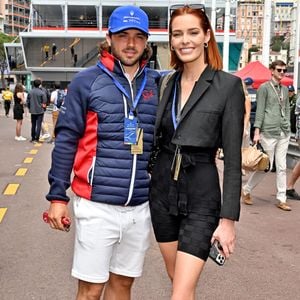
[211,218,236,258]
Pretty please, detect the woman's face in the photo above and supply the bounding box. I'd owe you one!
[170,14,210,65]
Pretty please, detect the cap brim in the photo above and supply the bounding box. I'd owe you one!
[109,26,149,35]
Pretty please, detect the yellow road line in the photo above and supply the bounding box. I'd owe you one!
[0,208,8,223]
[3,184,19,195]
[24,157,33,164]
[15,168,28,176]
[34,143,42,147]
[29,149,38,155]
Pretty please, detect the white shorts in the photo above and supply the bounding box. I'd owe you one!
[71,196,151,283]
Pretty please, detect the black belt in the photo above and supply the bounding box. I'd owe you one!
[162,146,216,216]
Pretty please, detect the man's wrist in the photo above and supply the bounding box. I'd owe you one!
[51,200,68,205]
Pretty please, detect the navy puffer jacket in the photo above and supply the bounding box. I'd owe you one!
[46,51,159,206]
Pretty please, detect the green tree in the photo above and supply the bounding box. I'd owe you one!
[0,32,15,89]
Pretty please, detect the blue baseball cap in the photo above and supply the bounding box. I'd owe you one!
[244,77,254,86]
[108,6,149,35]
[288,85,295,92]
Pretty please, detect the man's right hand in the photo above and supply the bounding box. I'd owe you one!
[253,128,261,144]
[45,202,70,231]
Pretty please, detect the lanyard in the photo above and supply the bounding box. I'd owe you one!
[269,82,284,104]
[97,62,147,112]
[171,75,180,129]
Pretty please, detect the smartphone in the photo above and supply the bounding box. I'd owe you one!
[209,241,226,266]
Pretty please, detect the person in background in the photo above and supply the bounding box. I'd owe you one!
[44,6,159,300]
[52,43,57,60]
[241,80,252,175]
[42,42,50,60]
[288,85,297,135]
[27,79,47,143]
[49,81,63,143]
[149,5,244,299]
[244,77,257,142]
[2,87,13,117]
[286,92,300,200]
[242,60,291,211]
[242,80,251,148]
[13,83,26,141]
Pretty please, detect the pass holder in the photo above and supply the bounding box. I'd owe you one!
[131,128,143,155]
[124,113,138,145]
[171,145,182,181]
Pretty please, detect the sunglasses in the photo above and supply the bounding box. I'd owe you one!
[275,68,287,73]
[170,4,206,16]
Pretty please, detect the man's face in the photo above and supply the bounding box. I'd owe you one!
[272,65,287,82]
[106,29,148,68]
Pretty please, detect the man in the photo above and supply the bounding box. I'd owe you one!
[286,92,300,200]
[244,77,257,141]
[242,60,291,211]
[42,42,50,60]
[2,87,13,117]
[45,6,159,300]
[26,79,47,143]
[288,85,297,134]
[49,81,63,143]
[52,43,57,60]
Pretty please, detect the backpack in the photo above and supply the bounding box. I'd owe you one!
[55,90,65,109]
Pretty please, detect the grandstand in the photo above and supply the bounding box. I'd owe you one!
[5,0,244,86]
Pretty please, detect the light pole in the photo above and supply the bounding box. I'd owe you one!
[293,0,300,92]
[223,0,231,72]
[262,0,272,67]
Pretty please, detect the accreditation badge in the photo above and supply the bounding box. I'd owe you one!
[124,114,138,145]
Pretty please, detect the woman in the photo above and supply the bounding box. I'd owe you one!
[150,5,244,299]
[241,81,252,175]
[13,83,26,141]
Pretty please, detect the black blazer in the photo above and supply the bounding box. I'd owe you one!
[155,66,245,221]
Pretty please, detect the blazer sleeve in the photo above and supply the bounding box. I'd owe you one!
[221,77,245,221]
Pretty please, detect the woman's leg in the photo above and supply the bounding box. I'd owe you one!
[158,241,178,281]
[172,251,205,300]
[16,120,22,137]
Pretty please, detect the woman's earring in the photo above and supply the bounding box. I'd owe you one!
[204,42,208,48]
[170,45,175,51]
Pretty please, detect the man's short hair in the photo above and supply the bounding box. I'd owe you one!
[54,82,61,90]
[269,60,286,70]
[33,79,42,88]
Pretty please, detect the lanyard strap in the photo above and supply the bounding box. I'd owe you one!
[269,82,284,105]
[171,75,180,129]
[97,62,147,112]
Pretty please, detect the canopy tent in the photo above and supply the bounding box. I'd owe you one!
[234,61,293,89]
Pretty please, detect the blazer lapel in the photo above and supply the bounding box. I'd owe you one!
[179,66,216,123]
[155,72,178,131]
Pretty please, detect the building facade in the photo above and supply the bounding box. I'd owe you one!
[3,0,246,85]
[0,0,31,36]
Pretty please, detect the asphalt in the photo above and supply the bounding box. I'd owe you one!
[0,104,300,300]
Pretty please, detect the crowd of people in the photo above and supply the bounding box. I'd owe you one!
[1,79,66,144]
[1,4,300,299]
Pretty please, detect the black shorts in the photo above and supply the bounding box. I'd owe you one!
[150,151,221,260]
